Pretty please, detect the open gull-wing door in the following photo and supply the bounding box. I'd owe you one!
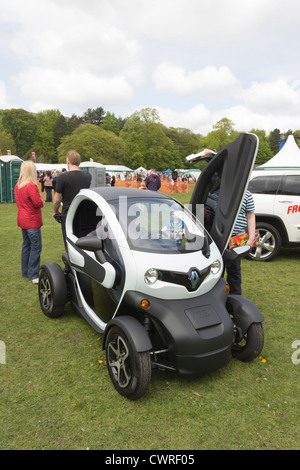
[190,133,259,254]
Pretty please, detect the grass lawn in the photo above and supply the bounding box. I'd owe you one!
[0,189,299,450]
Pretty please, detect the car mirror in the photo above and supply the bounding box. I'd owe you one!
[76,235,103,251]
[223,245,250,263]
[75,235,106,264]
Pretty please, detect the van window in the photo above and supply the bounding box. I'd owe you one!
[281,175,300,196]
[248,175,282,194]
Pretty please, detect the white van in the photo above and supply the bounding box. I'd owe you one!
[248,169,300,261]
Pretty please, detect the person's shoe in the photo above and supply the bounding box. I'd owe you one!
[31,278,39,285]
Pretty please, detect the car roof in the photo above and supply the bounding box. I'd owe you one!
[89,186,172,202]
[250,168,300,178]
[252,168,300,173]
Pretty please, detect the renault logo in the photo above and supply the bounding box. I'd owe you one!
[188,269,200,289]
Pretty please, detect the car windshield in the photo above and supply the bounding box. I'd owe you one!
[109,197,210,254]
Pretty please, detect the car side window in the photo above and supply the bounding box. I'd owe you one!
[248,175,282,194]
[72,199,102,238]
[281,175,300,196]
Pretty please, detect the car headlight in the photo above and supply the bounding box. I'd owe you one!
[210,259,221,275]
[144,268,159,285]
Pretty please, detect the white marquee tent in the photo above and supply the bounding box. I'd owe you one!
[134,166,148,174]
[36,163,68,172]
[35,162,133,179]
[259,134,300,168]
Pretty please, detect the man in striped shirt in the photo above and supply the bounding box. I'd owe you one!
[208,188,256,294]
[227,190,256,294]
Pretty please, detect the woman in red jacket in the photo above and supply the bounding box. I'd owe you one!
[14,161,44,284]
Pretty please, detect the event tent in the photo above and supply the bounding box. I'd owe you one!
[134,166,147,174]
[36,162,134,180]
[36,163,68,172]
[105,165,133,173]
[259,135,300,168]
[80,161,105,168]
[180,169,202,181]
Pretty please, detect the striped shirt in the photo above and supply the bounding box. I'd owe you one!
[209,189,255,236]
[232,190,255,236]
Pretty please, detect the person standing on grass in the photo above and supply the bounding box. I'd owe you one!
[43,170,53,202]
[53,150,92,248]
[145,169,161,191]
[226,190,256,295]
[14,160,44,285]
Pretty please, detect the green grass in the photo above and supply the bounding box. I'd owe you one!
[0,193,299,450]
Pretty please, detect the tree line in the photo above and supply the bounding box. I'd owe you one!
[0,106,299,170]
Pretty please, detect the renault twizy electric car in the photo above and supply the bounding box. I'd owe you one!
[38,133,264,400]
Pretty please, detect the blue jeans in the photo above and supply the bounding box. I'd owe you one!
[21,228,42,281]
[45,186,52,202]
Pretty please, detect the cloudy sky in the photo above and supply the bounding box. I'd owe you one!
[1,0,300,135]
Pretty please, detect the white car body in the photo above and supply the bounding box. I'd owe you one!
[248,168,300,260]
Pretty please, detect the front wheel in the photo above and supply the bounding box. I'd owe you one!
[232,322,264,362]
[105,326,151,400]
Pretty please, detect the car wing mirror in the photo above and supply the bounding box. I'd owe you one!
[75,235,106,264]
[223,245,250,263]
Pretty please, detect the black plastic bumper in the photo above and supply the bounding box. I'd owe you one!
[120,278,234,376]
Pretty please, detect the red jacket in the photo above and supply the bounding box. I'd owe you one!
[15,182,44,229]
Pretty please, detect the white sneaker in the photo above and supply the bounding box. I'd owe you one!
[31,278,39,285]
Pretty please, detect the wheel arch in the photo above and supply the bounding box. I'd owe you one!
[103,315,153,353]
[40,262,68,306]
[255,214,289,245]
[226,294,264,336]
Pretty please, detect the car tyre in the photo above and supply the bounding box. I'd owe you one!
[248,222,281,261]
[106,325,151,400]
[39,263,68,318]
[232,322,264,362]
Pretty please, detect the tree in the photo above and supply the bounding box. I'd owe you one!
[101,111,126,136]
[23,146,53,163]
[66,114,84,134]
[268,128,281,155]
[0,130,16,155]
[250,129,273,165]
[1,109,37,157]
[282,129,294,141]
[293,130,300,147]
[205,118,239,151]
[57,124,128,165]
[164,127,202,167]
[82,107,105,126]
[34,109,62,161]
[120,108,181,169]
[54,114,69,148]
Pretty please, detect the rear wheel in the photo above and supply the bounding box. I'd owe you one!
[105,325,151,400]
[39,263,68,318]
[232,322,264,362]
